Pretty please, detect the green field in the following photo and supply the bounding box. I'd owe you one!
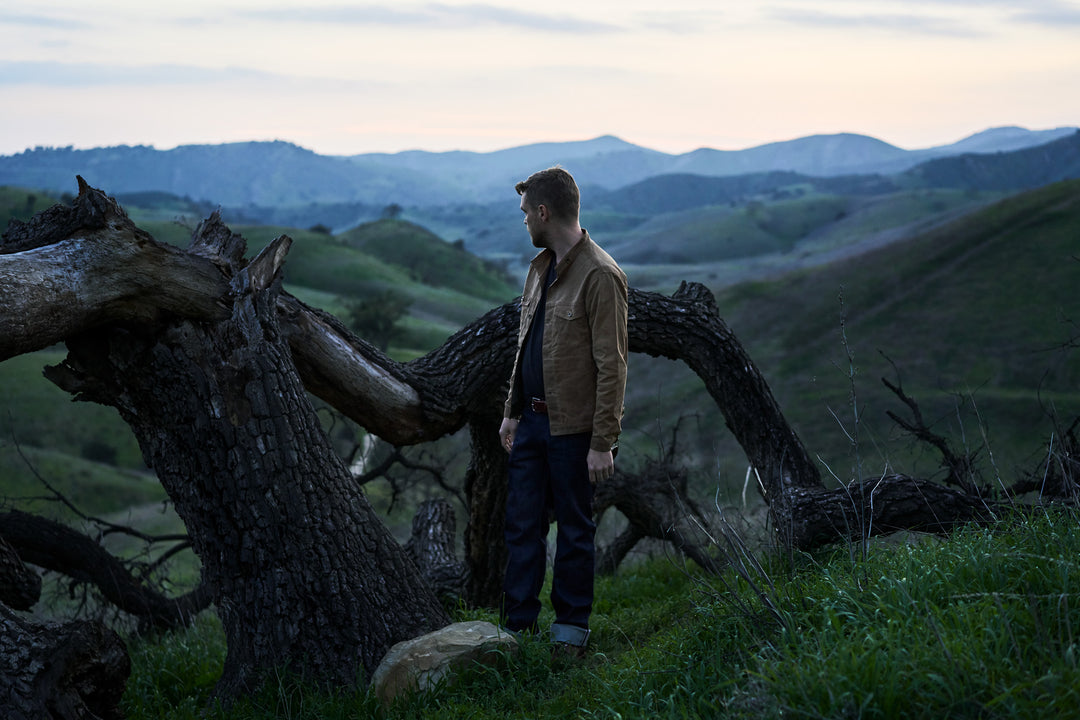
[120,507,1080,719]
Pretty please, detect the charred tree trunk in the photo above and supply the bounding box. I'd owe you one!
[462,415,510,607]
[1,603,130,720]
[2,523,129,719]
[780,475,1000,548]
[626,283,821,494]
[4,184,449,700]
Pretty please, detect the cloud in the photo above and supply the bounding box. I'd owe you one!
[0,11,89,29]
[766,1,1080,34]
[236,3,620,34]
[633,10,727,34]
[765,6,982,36]
[1011,0,1080,26]
[0,61,370,90]
[892,0,1080,23]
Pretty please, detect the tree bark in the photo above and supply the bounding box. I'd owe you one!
[405,499,468,601]
[780,475,1001,548]
[0,177,229,361]
[0,603,130,720]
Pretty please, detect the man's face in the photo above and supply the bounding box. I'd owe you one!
[520,195,546,248]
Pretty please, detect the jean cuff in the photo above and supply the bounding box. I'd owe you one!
[550,623,590,647]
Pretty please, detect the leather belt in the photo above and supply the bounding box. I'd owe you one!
[530,397,548,414]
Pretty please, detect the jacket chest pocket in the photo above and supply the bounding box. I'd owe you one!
[547,300,588,345]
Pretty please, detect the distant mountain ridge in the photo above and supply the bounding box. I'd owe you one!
[595,131,1080,214]
[0,126,1074,209]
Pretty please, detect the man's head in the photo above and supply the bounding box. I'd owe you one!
[516,167,580,223]
[516,167,580,249]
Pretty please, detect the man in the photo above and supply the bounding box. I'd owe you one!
[498,166,628,656]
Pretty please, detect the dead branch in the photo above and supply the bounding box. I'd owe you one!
[882,373,982,494]
[0,510,210,630]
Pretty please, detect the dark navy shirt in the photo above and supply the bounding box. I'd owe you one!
[520,257,557,401]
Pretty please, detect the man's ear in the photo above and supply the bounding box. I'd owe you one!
[537,203,550,222]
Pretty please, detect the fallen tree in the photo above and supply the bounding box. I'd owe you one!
[1,180,1062,704]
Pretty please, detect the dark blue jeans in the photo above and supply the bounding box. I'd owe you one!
[502,408,595,644]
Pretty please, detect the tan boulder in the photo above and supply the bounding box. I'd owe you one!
[371,620,518,702]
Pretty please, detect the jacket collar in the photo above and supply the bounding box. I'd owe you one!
[529,229,592,275]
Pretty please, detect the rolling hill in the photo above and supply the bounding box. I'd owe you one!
[583,131,1080,279]
[621,179,1080,494]
[1,126,1073,212]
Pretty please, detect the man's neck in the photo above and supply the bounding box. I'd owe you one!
[547,225,584,265]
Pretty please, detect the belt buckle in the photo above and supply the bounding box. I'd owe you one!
[530,397,548,414]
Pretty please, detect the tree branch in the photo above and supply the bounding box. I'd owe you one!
[0,179,230,360]
[0,510,210,630]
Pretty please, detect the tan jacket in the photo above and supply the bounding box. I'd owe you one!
[504,231,628,452]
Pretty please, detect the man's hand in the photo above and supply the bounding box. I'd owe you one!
[499,417,519,454]
[587,449,614,484]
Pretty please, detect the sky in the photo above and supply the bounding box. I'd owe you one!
[1,0,1078,157]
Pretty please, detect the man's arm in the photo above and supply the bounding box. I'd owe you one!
[585,267,629,459]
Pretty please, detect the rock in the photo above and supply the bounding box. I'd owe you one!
[371,620,518,702]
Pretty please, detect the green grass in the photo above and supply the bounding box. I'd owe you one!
[120,507,1080,719]
[338,218,518,305]
[612,197,845,264]
[755,511,1080,718]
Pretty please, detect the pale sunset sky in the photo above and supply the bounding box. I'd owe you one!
[1,0,1077,156]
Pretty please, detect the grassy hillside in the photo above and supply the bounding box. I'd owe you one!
[337,218,518,305]
[610,194,850,264]
[625,179,1080,495]
[4,180,1080,719]
[122,507,1080,719]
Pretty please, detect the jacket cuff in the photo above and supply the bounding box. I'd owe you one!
[590,435,618,453]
